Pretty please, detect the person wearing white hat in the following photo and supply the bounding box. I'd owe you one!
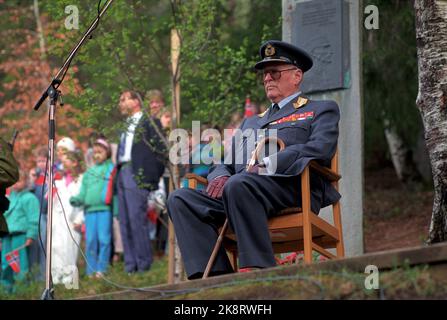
[55,137,77,173]
[56,137,76,152]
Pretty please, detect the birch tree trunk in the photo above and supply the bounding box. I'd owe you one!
[33,0,47,59]
[383,116,422,184]
[415,0,447,243]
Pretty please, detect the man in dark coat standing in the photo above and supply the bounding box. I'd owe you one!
[116,90,165,273]
[167,40,341,279]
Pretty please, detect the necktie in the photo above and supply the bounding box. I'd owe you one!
[269,103,280,117]
[118,133,126,158]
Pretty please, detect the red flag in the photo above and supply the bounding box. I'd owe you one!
[104,166,117,205]
[244,96,254,118]
[147,206,158,224]
[5,250,20,273]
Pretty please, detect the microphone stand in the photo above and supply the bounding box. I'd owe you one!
[34,0,114,300]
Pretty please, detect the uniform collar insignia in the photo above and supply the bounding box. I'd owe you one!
[293,96,309,109]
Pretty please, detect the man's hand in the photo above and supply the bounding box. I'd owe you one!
[247,162,266,174]
[206,176,229,199]
[247,164,260,174]
[25,238,33,247]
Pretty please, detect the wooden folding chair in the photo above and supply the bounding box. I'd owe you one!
[185,149,344,279]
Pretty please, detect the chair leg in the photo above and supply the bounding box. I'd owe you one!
[333,202,345,258]
[301,167,313,264]
[303,226,313,263]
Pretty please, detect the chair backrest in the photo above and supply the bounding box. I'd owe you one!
[267,147,344,259]
[329,148,344,257]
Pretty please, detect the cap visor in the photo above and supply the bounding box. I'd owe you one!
[254,59,294,70]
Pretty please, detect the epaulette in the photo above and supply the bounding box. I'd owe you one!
[258,110,268,118]
[293,96,309,109]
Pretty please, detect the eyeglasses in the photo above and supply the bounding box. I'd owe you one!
[260,67,298,81]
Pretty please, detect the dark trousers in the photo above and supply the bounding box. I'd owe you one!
[167,172,319,279]
[117,165,152,273]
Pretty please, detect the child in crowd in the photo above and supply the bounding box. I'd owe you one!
[28,146,48,280]
[51,150,84,285]
[55,137,76,174]
[0,171,39,292]
[70,139,114,278]
[160,109,172,130]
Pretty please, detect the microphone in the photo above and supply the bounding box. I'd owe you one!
[34,79,62,111]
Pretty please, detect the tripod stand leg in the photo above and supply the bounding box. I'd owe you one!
[40,288,54,300]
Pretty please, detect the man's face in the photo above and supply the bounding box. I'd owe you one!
[119,92,140,115]
[262,63,302,103]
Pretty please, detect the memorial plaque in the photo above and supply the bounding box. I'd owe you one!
[292,0,350,93]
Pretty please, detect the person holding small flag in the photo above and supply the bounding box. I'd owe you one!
[1,171,39,291]
[0,137,19,237]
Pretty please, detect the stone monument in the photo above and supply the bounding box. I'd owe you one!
[283,0,364,257]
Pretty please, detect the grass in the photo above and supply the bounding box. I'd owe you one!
[1,255,446,300]
[0,257,168,300]
[166,264,447,300]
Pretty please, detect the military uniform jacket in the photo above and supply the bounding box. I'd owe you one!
[208,95,341,210]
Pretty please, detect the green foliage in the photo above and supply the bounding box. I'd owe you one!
[363,0,422,167]
[40,0,281,135]
[40,0,173,140]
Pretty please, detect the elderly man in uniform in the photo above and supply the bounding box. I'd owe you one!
[167,40,341,279]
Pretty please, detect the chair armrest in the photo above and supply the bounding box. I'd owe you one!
[309,161,341,182]
[184,173,209,186]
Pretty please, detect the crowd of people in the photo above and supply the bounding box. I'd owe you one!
[0,87,263,292]
[1,38,337,290]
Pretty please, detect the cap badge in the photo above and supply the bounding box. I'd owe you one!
[265,44,276,57]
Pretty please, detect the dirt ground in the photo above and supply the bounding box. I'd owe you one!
[363,167,434,253]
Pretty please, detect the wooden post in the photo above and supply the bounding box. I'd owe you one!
[167,181,176,284]
[168,28,184,284]
[171,29,181,126]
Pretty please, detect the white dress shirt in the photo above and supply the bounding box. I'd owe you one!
[262,91,301,174]
[118,111,143,164]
